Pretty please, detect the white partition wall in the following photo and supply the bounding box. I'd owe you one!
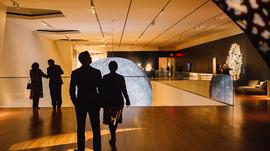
[0,20,73,107]
[0,2,6,51]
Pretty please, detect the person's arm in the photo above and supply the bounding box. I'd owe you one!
[121,76,131,106]
[96,71,104,107]
[69,71,77,106]
[47,67,50,78]
[30,70,33,79]
[40,69,48,79]
[58,65,64,75]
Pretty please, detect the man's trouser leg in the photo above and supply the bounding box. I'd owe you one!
[76,108,87,151]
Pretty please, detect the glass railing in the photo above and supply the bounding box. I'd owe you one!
[0,77,73,107]
[0,72,235,107]
[151,71,235,105]
[0,76,152,107]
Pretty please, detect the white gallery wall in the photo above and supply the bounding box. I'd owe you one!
[0,18,73,107]
[0,2,6,51]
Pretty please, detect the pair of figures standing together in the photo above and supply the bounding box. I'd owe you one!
[70,51,131,151]
[29,59,63,110]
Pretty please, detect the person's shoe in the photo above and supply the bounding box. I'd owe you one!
[37,107,40,109]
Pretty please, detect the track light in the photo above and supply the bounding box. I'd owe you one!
[10,0,20,9]
[41,20,54,29]
[65,35,72,41]
[219,16,225,19]
[151,20,156,26]
[91,9,96,14]
[159,9,164,16]
[89,0,106,46]
[41,22,46,26]
[90,0,96,14]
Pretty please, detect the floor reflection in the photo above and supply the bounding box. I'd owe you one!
[50,109,63,134]
[110,142,118,151]
[9,128,142,151]
[30,110,43,139]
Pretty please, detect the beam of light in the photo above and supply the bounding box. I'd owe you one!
[66,148,93,151]
[9,128,143,150]
[0,111,16,119]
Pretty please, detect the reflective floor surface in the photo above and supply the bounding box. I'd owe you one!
[0,94,270,151]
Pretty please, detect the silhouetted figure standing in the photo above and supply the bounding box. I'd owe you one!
[47,59,64,110]
[102,61,131,145]
[216,64,223,74]
[69,51,102,151]
[223,64,232,75]
[30,62,48,110]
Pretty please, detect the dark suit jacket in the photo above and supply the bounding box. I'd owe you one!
[69,65,102,108]
[102,73,130,107]
[47,65,64,87]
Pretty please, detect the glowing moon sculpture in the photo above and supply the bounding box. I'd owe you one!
[91,57,152,106]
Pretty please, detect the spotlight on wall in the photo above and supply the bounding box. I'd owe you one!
[145,64,152,71]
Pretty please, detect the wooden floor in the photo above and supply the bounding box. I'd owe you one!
[1,94,270,151]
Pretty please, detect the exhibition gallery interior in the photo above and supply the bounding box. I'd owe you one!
[0,0,270,151]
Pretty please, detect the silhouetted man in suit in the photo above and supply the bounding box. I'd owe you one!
[47,59,64,110]
[69,51,102,151]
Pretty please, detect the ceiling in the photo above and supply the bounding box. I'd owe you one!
[0,0,243,51]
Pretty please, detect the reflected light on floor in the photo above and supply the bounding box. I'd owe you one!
[0,111,16,119]
[9,128,142,151]
[247,95,268,99]
[66,148,93,151]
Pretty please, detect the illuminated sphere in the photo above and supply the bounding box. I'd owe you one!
[91,57,152,106]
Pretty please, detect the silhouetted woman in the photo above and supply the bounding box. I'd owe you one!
[102,61,131,144]
[30,62,48,110]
